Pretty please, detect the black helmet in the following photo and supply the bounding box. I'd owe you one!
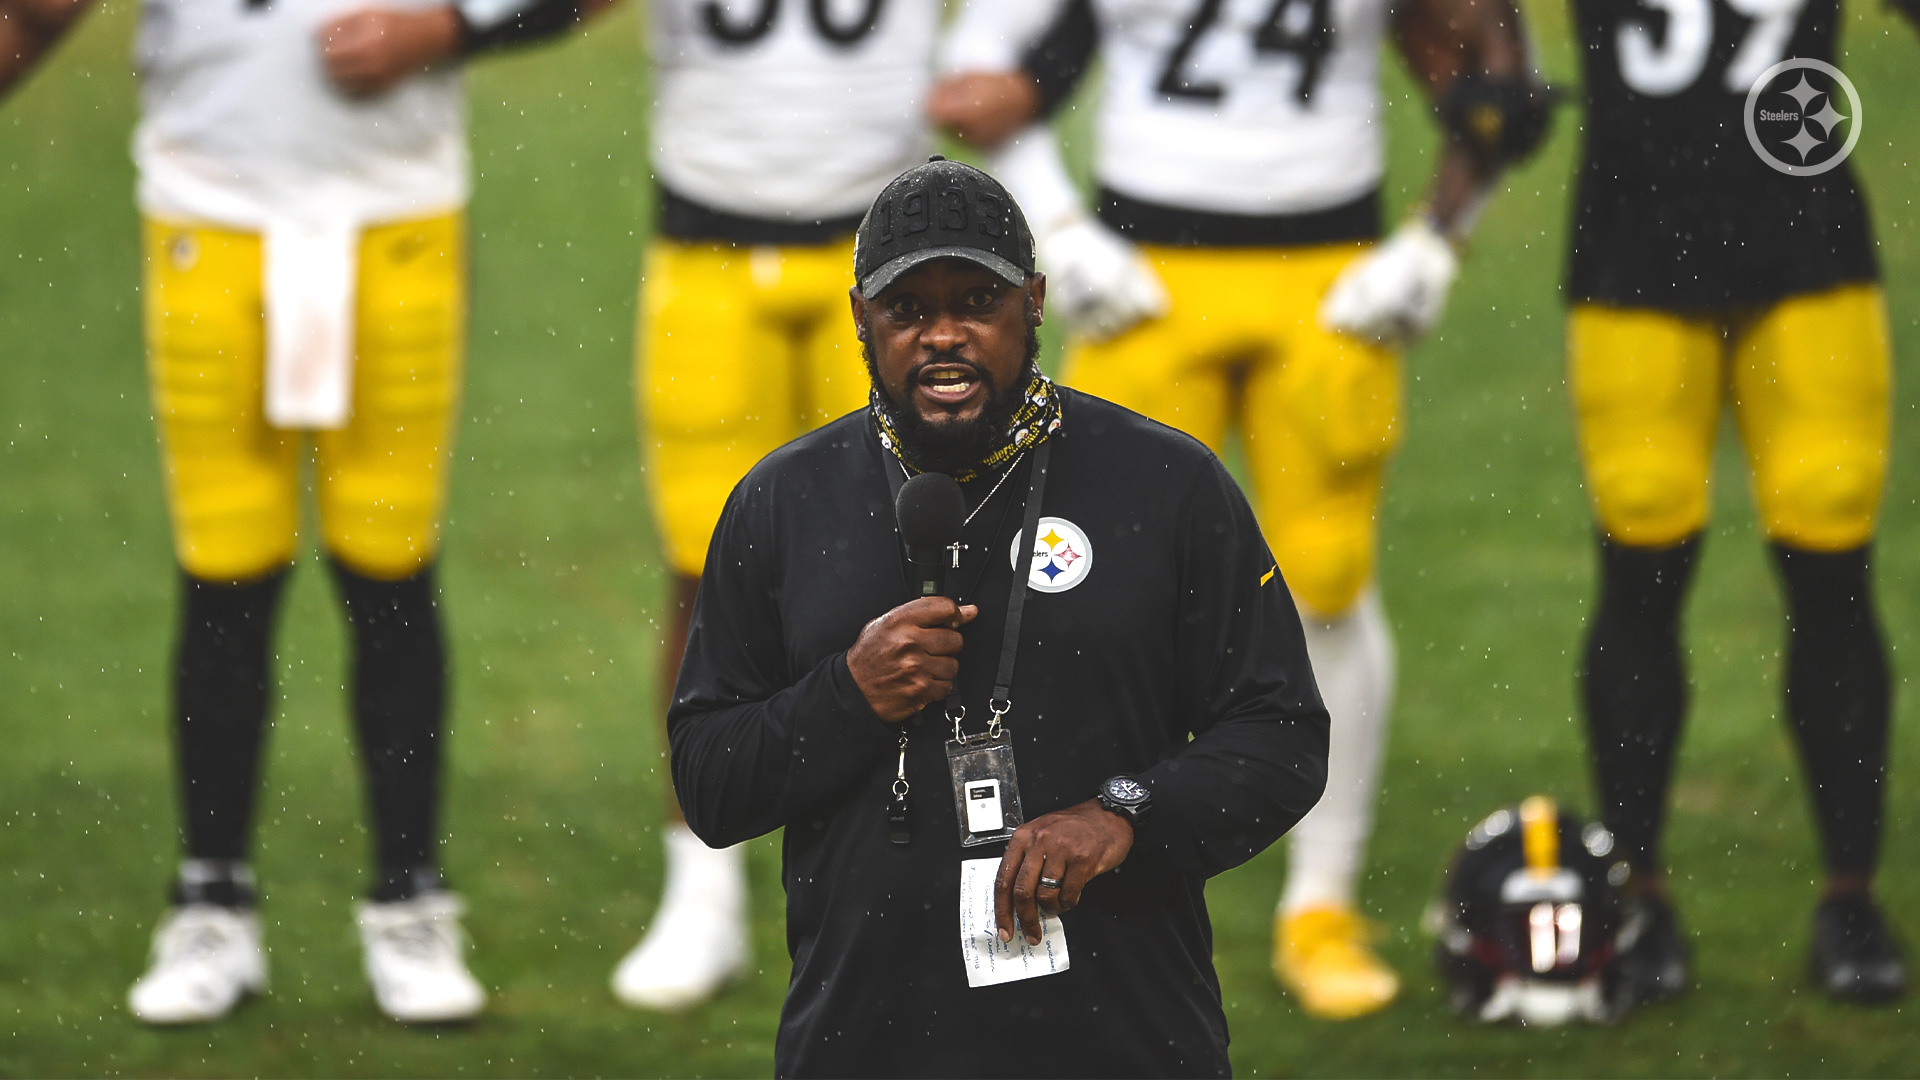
[1428,795,1632,1024]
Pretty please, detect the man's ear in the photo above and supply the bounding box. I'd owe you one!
[848,287,868,341]
[1025,273,1046,327]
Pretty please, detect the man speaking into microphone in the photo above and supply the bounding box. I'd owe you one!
[668,157,1330,1078]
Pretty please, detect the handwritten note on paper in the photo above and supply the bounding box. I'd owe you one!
[958,857,1070,988]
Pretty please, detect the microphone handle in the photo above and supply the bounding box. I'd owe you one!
[907,549,946,598]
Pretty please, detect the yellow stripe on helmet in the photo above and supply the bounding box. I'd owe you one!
[1519,795,1559,876]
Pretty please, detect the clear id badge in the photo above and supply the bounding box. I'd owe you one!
[946,711,1025,847]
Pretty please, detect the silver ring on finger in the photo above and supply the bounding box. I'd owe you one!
[1038,876,1063,891]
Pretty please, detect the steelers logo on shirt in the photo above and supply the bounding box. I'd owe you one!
[1009,517,1093,594]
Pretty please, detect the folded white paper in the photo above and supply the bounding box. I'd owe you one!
[264,217,358,429]
[959,857,1069,988]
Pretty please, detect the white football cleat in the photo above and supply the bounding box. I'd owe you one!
[612,824,748,1011]
[128,904,268,1024]
[357,891,487,1024]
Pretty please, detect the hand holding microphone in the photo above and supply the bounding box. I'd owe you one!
[847,474,977,722]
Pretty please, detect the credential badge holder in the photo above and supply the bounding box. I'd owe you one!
[946,701,1024,848]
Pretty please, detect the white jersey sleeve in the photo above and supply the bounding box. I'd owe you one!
[133,0,469,228]
[648,0,940,221]
[1088,0,1391,216]
[939,0,1069,72]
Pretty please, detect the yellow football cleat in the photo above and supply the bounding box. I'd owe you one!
[1273,905,1401,1019]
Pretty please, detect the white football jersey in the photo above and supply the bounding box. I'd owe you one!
[133,0,467,227]
[648,0,939,221]
[952,0,1391,216]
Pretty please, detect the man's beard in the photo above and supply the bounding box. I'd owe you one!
[864,324,1042,478]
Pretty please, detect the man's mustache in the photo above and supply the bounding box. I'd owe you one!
[906,351,995,391]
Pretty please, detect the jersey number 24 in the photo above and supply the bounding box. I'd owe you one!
[1158,0,1337,104]
[1617,0,1807,96]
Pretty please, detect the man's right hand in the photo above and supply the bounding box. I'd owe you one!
[847,597,978,722]
[927,71,1039,150]
[318,6,460,99]
[1039,218,1169,342]
[0,0,90,98]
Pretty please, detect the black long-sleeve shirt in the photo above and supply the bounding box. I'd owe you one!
[668,389,1330,1078]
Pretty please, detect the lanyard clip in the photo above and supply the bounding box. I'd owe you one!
[887,733,911,846]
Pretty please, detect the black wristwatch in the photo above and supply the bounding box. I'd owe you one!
[1096,775,1152,824]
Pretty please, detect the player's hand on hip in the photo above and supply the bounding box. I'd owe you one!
[318,6,460,99]
[847,598,978,723]
[1319,217,1460,347]
[995,800,1133,945]
[928,71,1040,149]
[1039,218,1169,342]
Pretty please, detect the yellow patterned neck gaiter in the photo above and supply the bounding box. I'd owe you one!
[871,372,1063,484]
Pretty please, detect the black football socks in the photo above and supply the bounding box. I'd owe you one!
[175,568,291,867]
[330,558,448,898]
[1770,542,1889,879]
[1583,535,1891,884]
[1582,534,1700,876]
[170,560,449,905]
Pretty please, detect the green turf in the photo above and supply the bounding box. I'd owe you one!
[2,1,1917,1075]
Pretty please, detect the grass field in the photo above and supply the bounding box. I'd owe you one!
[3,2,1918,1075]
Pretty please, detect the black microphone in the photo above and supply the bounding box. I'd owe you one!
[895,473,966,598]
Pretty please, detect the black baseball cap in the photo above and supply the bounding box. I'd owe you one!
[853,156,1036,297]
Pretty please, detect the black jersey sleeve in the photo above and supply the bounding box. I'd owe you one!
[667,477,897,848]
[453,0,582,56]
[1131,456,1331,879]
[1020,0,1098,118]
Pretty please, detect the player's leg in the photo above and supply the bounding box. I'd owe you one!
[617,240,796,1009]
[1733,284,1905,1000]
[791,236,873,426]
[129,219,295,1024]
[1567,302,1722,1003]
[1059,245,1235,453]
[315,212,483,1023]
[1240,242,1402,1020]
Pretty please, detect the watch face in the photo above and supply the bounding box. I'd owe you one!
[1107,777,1148,804]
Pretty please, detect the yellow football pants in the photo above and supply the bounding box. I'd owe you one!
[141,213,467,583]
[1569,283,1891,551]
[638,237,871,576]
[1065,242,1398,618]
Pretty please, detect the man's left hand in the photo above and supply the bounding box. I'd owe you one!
[994,799,1132,945]
[318,6,460,99]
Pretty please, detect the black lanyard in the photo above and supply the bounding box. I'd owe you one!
[881,437,1053,844]
[882,437,1051,727]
